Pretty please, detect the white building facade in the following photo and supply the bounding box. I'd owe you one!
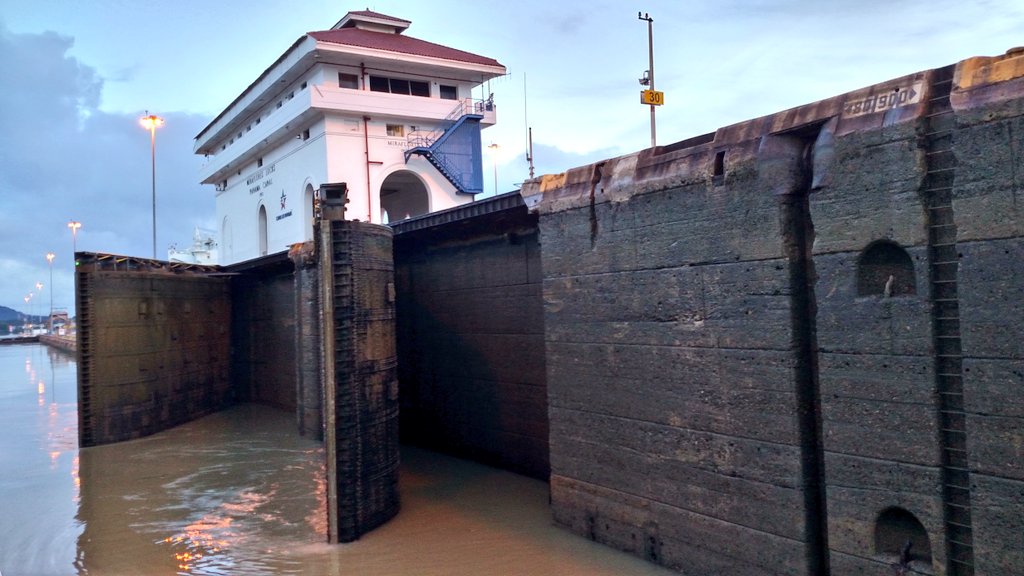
[194,10,506,265]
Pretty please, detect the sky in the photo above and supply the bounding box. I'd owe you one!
[1,0,1022,318]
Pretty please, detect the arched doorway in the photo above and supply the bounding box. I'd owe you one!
[380,170,429,223]
[258,205,268,256]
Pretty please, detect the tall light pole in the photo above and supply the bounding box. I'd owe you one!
[46,252,55,333]
[639,12,656,148]
[140,112,165,259]
[34,282,42,326]
[67,220,81,254]
[488,142,500,196]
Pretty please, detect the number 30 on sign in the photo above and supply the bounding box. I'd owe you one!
[640,90,665,106]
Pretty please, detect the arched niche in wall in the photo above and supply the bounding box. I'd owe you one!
[258,205,268,256]
[380,170,429,223]
[874,507,933,572]
[221,216,232,260]
[857,240,916,297]
[303,183,315,241]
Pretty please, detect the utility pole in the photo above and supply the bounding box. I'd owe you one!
[639,12,656,148]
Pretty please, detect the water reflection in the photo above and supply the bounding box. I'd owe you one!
[2,344,675,576]
[74,404,325,575]
[1,343,80,574]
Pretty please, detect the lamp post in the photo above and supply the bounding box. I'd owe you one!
[140,112,164,259]
[638,12,656,148]
[34,282,42,328]
[67,220,81,254]
[46,253,54,333]
[487,142,500,196]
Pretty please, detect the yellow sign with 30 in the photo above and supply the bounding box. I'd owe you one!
[640,90,665,106]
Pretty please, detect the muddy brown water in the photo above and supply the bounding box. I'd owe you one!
[0,343,675,576]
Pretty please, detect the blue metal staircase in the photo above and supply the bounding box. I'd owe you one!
[404,102,485,195]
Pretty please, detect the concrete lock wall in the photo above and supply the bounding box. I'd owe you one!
[522,49,1024,576]
[392,195,549,480]
[76,256,232,447]
[950,54,1024,576]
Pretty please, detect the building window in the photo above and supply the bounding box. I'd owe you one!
[390,78,410,95]
[369,75,430,97]
[339,73,359,89]
[439,85,458,100]
[387,124,405,137]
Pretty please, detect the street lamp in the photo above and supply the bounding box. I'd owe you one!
[46,252,55,333]
[487,142,500,196]
[34,283,42,326]
[140,112,164,259]
[67,220,81,254]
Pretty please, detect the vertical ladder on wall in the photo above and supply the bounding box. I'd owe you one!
[923,64,975,576]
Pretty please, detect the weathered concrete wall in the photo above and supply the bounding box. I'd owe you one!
[811,70,948,574]
[393,195,549,479]
[951,55,1024,576]
[40,334,77,354]
[523,49,1024,576]
[526,142,821,574]
[291,242,323,439]
[229,255,297,411]
[76,256,231,446]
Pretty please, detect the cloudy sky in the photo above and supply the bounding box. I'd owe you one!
[1,0,1022,317]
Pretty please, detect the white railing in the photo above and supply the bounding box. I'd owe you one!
[405,96,494,150]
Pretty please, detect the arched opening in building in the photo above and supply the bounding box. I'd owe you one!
[857,240,916,296]
[258,205,268,256]
[874,507,933,571]
[304,184,315,241]
[221,216,232,261]
[380,170,429,224]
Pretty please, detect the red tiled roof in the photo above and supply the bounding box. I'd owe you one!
[343,10,410,25]
[308,28,503,68]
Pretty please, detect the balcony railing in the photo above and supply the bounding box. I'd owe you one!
[405,96,493,150]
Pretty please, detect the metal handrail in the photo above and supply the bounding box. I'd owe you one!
[405,96,493,150]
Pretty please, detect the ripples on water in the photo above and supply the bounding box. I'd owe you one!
[0,344,674,576]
